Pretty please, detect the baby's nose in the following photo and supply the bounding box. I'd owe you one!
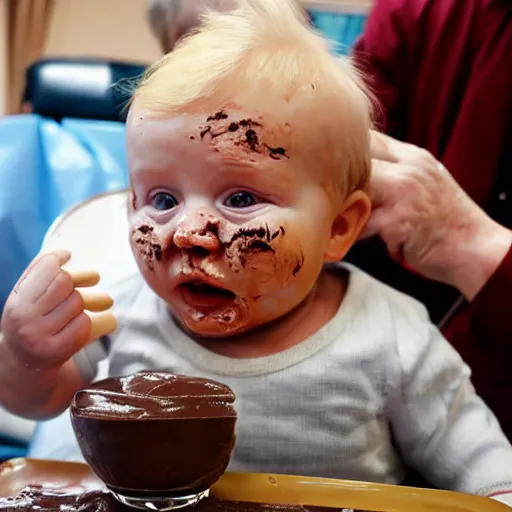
[173,212,221,254]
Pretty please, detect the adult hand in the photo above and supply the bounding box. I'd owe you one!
[362,131,512,301]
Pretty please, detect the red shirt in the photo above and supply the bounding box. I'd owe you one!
[352,0,512,438]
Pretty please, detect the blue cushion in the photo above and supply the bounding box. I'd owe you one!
[0,115,128,313]
[309,11,367,55]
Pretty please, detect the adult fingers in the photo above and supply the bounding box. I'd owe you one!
[380,135,439,172]
[360,209,409,264]
[360,207,387,240]
[370,131,440,175]
[368,158,399,207]
[370,131,400,163]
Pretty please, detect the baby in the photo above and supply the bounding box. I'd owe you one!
[2,0,512,506]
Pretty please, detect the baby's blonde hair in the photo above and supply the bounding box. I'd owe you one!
[133,0,373,201]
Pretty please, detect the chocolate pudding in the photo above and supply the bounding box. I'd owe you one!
[0,487,372,512]
[70,372,237,497]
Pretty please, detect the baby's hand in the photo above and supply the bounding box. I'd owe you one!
[1,250,116,370]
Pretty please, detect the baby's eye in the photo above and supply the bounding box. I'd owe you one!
[151,192,179,211]
[225,191,258,208]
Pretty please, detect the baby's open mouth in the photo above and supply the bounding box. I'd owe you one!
[179,280,236,310]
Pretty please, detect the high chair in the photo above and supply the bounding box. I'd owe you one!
[22,190,512,511]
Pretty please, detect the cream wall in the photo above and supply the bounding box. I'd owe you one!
[44,0,161,63]
[0,0,372,115]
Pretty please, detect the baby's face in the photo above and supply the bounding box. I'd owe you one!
[127,105,338,338]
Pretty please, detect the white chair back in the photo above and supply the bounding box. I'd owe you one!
[42,190,138,282]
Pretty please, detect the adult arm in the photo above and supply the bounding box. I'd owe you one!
[466,248,512,342]
[445,248,512,441]
[352,0,409,136]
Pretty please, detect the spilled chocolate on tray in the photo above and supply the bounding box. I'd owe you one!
[0,486,373,512]
[71,372,237,498]
[0,486,118,512]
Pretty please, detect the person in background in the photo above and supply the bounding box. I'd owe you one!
[147,0,307,54]
[353,0,512,438]
[147,0,237,53]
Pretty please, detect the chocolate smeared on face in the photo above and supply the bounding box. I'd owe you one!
[70,372,237,497]
[226,226,271,246]
[131,224,163,271]
[248,240,275,253]
[200,118,261,143]
[265,145,289,160]
[198,217,220,239]
[292,250,305,276]
[220,225,283,270]
[245,129,260,151]
[206,110,229,122]
[199,112,288,160]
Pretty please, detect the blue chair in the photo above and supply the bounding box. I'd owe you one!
[0,58,141,313]
[0,115,128,314]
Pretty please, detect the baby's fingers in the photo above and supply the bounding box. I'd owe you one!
[37,270,75,314]
[48,311,117,362]
[44,291,85,335]
[67,270,100,288]
[51,312,92,360]
[86,311,118,343]
[42,306,116,365]
[15,251,72,302]
[79,291,114,312]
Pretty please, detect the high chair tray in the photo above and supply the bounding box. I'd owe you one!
[0,458,508,511]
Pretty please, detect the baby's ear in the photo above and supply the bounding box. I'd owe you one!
[324,190,371,262]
